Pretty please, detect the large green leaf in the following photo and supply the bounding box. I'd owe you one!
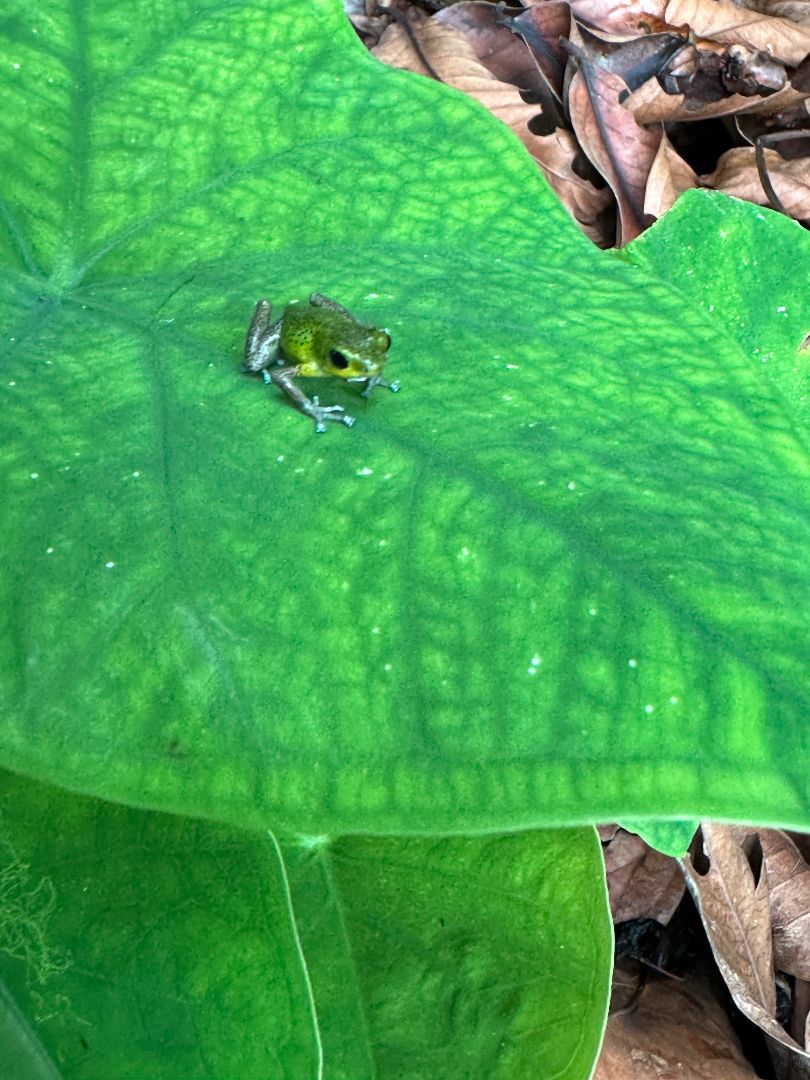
[623,190,810,424]
[0,769,611,1078]
[2,0,809,839]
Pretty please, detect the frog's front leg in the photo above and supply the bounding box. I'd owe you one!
[244,299,282,373]
[270,366,356,433]
[349,374,402,398]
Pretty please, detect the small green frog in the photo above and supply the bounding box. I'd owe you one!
[243,293,399,432]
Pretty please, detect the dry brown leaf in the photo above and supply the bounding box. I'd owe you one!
[636,11,709,38]
[729,0,810,26]
[702,145,810,217]
[737,108,810,147]
[366,0,810,239]
[761,829,810,979]
[723,42,789,93]
[680,825,775,1016]
[529,128,615,244]
[665,0,810,65]
[580,22,692,82]
[373,16,552,160]
[603,828,686,923]
[767,1032,810,1076]
[792,49,810,87]
[373,13,613,225]
[645,128,700,215]
[567,34,662,242]
[794,978,810,1044]
[680,823,808,1055]
[435,2,567,128]
[344,0,391,47]
[567,0,669,36]
[624,73,808,121]
[595,962,758,1078]
[512,2,572,90]
[434,2,541,90]
[599,823,622,842]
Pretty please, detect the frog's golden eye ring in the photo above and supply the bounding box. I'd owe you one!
[329,349,349,369]
[376,330,391,352]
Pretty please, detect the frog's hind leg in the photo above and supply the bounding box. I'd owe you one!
[243,300,282,372]
[309,293,352,318]
[270,366,355,433]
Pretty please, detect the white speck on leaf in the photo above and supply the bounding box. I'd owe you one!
[296,834,328,850]
[356,467,373,477]
[628,658,638,668]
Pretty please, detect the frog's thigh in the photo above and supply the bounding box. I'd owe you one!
[245,303,282,371]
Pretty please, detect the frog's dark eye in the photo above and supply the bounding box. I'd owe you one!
[329,349,349,369]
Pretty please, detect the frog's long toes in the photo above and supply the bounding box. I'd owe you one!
[307,397,355,432]
[361,376,400,398]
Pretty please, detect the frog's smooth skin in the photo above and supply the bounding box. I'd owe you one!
[243,293,399,432]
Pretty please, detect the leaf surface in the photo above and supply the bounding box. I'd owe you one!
[1,0,809,838]
[0,769,611,1079]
